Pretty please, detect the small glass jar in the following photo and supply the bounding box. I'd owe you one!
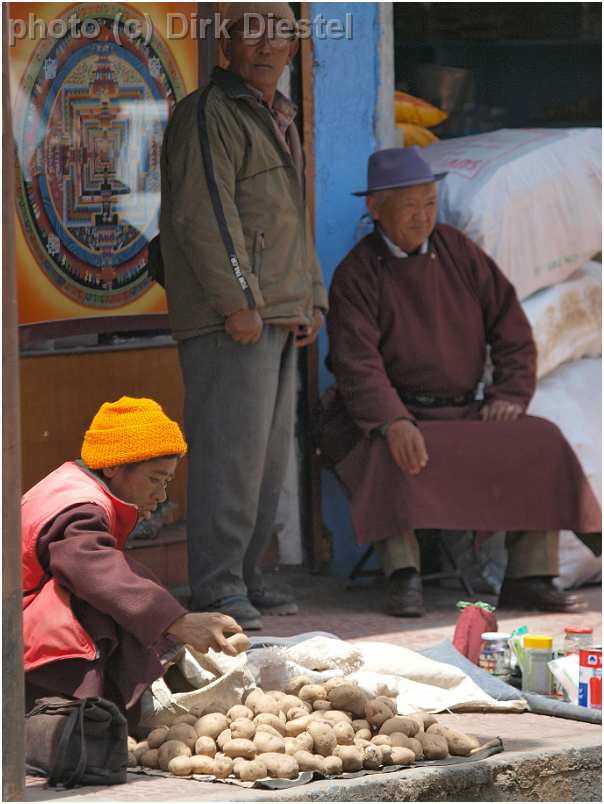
[563,627,594,656]
[479,632,512,681]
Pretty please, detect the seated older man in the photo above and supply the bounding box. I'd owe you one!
[324,147,601,617]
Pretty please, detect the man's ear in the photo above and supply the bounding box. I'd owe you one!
[366,194,380,221]
[101,466,119,479]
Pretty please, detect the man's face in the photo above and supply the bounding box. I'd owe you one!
[102,457,178,519]
[367,182,439,253]
[222,15,298,97]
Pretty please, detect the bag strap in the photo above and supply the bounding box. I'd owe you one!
[48,699,88,788]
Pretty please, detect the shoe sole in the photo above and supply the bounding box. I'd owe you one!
[253,603,299,616]
[498,599,588,613]
[386,608,425,618]
[238,618,263,631]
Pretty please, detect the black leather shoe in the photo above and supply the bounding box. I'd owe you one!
[498,577,588,613]
[386,569,425,617]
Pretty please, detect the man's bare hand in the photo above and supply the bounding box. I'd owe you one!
[295,308,325,348]
[225,309,263,345]
[166,612,242,656]
[480,400,523,422]
[386,419,429,475]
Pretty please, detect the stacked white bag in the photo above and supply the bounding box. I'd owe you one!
[426,128,602,589]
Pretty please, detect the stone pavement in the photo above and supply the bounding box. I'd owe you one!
[25,571,602,801]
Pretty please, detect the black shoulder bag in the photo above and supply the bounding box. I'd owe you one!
[26,696,128,788]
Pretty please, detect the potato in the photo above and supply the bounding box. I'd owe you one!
[371,735,392,747]
[362,744,383,770]
[409,712,438,732]
[380,744,393,765]
[390,747,415,765]
[194,735,217,757]
[333,745,364,771]
[294,750,325,773]
[168,755,193,776]
[190,754,215,774]
[256,724,283,739]
[257,752,299,779]
[227,704,254,722]
[223,738,256,759]
[324,755,343,775]
[254,713,286,736]
[294,732,314,753]
[232,756,247,775]
[327,684,368,717]
[158,740,192,771]
[313,700,332,711]
[216,729,232,750]
[280,695,305,713]
[298,684,327,703]
[319,710,352,725]
[238,759,268,782]
[354,737,371,748]
[254,731,285,754]
[167,723,197,750]
[426,724,474,757]
[287,706,312,721]
[285,715,313,737]
[365,700,393,728]
[140,749,160,769]
[405,738,424,760]
[379,716,419,737]
[133,741,149,761]
[466,734,481,750]
[333,721,355,745]
[213,755,234,778]
[375,696,397,715]
[323,677,348,691]
[416,732,448,760]
[173,713,198,726]
[227,632,251,654]
[243,687,265,708]
[389,732,410,747]
[195,713,229,740]
[284,737,300,756]
[356,729,372,741]
[146,727,169,749]
[266,690,288,706]
[351,718,371,733]
[307,722,337,757]
[127,751,137,768]
[251,694,282,717]
[230,718,256,741]
[285,676,311,695]
[127,736,137,751]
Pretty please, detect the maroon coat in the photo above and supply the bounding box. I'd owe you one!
[326,225,601,542]
[25,502,186,720]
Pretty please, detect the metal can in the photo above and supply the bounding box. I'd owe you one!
[563,627,594,655]
[479,632,511,680]
[578,646,602,710]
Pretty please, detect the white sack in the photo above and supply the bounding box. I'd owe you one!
[523,262,602,379]
[424,128,602,299]
[528,357,602,589]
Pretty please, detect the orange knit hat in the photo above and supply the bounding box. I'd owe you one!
[81,396,187,469]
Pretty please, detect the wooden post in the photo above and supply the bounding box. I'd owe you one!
[300,2,331,570]
[2,4,25,801]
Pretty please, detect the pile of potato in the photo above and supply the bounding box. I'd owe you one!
[128,676,480,781]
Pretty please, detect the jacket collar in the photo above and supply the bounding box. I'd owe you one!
[210,66,258,100]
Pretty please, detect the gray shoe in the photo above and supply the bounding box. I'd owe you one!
[204,595,263,630]
[249,587,299,616]
[386,569,425,617]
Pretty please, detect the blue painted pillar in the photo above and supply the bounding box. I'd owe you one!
[311,3,383,575]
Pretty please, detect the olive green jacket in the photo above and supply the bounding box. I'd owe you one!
[159,67,328,340]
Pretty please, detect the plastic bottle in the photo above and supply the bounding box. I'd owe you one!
[522,635,554,695]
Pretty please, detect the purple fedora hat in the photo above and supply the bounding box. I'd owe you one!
[352,147,447,196]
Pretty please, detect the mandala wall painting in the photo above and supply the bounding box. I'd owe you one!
[10,3,198,324]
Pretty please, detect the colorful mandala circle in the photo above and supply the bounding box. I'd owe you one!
[14,3,187,308]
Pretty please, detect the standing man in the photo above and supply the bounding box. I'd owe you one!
[160,4,327,629]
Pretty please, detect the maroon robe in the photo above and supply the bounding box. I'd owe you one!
[25,504,187,725]
[325,224,601,543]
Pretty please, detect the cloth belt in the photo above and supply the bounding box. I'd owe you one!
[398,390,476,408]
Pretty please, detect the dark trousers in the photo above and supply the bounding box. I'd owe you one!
[178,326,297,608]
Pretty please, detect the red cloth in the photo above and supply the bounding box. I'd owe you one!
[453,606,499,665]
[326,226,602,540]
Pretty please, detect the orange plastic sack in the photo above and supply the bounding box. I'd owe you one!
[397,123,440,148]
[394,90,448,128]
